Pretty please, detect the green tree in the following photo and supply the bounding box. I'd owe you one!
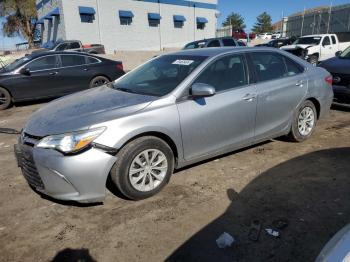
[222,12,246,30]
[0,0,37,48]
[252,12,273,33]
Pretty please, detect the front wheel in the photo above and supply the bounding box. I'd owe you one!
[288,100,317,142]
[110,136,175,200]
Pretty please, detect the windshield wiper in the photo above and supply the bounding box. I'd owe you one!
[114,86,159,97]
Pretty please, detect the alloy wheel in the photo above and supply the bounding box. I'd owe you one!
[298,106,315,136]
[128,149,168,192]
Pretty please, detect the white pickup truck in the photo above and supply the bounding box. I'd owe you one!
[281,34,350,65]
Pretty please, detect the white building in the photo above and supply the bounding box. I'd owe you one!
[36,0,218,53]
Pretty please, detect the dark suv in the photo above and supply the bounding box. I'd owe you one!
[183,37,239,49]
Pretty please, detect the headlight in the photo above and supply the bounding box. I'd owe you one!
[36,127,106,154]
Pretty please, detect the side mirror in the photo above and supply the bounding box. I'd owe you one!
[19,67,31,76]
[335,51,342,57]
[191,83,215,98]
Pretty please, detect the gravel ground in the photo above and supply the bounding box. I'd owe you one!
[0,101,349,262]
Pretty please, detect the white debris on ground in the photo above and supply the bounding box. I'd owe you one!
[216,232,235,248]
[265,228,280,237]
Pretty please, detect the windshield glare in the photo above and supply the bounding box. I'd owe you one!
[3,56,31,72]
[293,37,321,45]
[113,55,208,96]
[340,46,350,58]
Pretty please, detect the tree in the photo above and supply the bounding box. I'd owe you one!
[222,12,246,30]
[0,0,37,48]
[252,12,273,33]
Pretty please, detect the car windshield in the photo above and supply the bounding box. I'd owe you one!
[340,46,350,58]
[113,55,208,96]
[293,37,321,45]
[2,55,32,72]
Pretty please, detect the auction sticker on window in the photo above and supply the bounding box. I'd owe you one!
[172,60,194,66]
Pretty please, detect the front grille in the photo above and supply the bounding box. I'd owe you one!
[21,132,42,147]
[20,146,44,190]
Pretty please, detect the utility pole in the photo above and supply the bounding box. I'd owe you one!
[158,0,162,51]
[327,1,333,33]
[301,7,306,36]
[96,0,102,44]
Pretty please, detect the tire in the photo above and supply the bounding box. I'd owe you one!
[288,100,317,142]
[309,55,318,66]
[110,136,175,200]
[89,76,110,88]
[0,87,12,110]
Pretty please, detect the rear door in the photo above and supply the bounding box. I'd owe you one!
[249,52,307,141]
[177,53,257,160]
[57,54,92,93]
[11,55,62,99]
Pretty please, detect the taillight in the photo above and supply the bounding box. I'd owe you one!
[325,75,333,86]
[116,63,123,72]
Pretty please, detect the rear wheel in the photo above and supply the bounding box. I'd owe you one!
[110,136,174,200]
[89,76,110,88]
[288,100,317,142]
[0,87,12,110]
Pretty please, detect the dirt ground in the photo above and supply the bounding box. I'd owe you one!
[0,101,349,262]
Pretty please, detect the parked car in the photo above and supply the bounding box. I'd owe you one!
[0,51,124,110]
[237,40,247,46]
[35,40,105,54]
[183,37,238,49]
[271,32,282,39]
[232,29,256,40]
[14,47,333,203]
[257,33,273,40]
[316,223,350,262]
[319,45,350,106]
[281,34,350,65]
[255,38,293,48]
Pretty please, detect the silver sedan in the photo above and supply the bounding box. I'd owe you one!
[15,47,334,202]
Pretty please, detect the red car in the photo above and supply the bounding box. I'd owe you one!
[232,29,256,40]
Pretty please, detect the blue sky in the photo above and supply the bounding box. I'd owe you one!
[218,0,350,31]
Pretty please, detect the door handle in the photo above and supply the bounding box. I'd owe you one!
[242,93,256,102]
[49,71,58,75]
[296,80,303,87]
[83,68,89,71]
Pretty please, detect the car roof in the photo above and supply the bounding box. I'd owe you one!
[29,51,97,59]
[187,37,235,44]
[165,47,283,57]
[300,34,332,37]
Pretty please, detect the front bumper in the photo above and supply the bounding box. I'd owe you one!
[14,143,117,203]
[333,85,350,104]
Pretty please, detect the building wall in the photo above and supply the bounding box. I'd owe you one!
[36,0,217,53]
[36,0,66,43]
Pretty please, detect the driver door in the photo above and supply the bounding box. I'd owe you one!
[320,36,334,61]
[176,54,257,161]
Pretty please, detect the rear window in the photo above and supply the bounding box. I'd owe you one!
[86,56,100,64]
[60,55,86,67]
[222,38,236,46]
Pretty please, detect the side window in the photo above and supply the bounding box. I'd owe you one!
[69,42,81,49]
[222,38,236,46]
[331,35,336,45]
[194,54,248,92]
[251,52,287,82]
[283,57,304,76]
[207,40,220,47]
[56,43,68,51]
[60,55,86,67]
[322,36,331,46]
[27,56,57,71]
[86,56,99,64]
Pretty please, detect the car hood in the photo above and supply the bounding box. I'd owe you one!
[24,86,157,136]
[319,57,350,74]
[281,44,314,50]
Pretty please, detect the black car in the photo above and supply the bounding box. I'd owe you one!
[255,38,294,48]
[183,37,239,49]
[0,52,124,110]
[319,46,350,105]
